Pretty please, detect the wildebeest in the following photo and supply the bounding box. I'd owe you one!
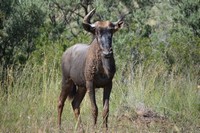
[58,8,124,129]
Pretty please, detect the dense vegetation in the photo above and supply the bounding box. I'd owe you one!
[0,0,199,132]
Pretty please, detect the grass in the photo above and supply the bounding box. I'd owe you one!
[0,53,200,132]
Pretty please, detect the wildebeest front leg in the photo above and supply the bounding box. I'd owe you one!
[86,81,98,127]
[102,83,112,129]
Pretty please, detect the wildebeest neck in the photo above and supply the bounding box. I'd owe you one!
[102,57,116,79]
[88,38,116,80]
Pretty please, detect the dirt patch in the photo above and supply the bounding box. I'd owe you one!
[115,105,175,132]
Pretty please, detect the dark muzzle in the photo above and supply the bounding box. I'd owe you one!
[102,48,113,58]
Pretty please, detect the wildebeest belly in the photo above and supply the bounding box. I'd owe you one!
[70,67,86,87]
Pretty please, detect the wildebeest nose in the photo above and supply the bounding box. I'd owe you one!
[102,49,113,58]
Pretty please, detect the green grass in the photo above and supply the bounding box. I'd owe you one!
[0,54,200,132]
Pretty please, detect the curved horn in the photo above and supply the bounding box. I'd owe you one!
[83,8,96,24]
[113,11,129,24]
[82,8,96,33]
[112,13,128,32]
[113,14,126,25]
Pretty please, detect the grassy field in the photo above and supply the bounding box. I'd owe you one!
[0,51,200,133]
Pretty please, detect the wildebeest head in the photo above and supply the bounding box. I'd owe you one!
[82,8,124,58]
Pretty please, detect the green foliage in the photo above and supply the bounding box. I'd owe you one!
[0,0,46,66]
[166,33,200,74]
[170,0,200,36]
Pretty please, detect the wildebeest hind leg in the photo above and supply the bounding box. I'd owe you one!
[58,79,74,128]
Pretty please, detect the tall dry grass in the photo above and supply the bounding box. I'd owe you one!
[0,46,199,132]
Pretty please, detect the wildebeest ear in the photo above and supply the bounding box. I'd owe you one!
[116,21,124,29]
[112,20,124,32]
[82,23,96,34]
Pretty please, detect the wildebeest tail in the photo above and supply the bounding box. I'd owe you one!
[68,84,77,100]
